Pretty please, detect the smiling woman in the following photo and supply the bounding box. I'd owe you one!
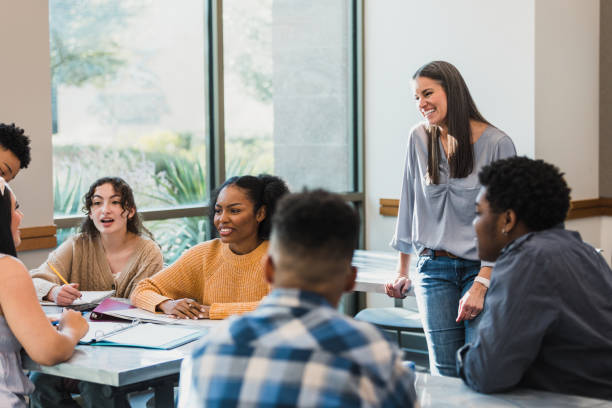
[130,174,289,320]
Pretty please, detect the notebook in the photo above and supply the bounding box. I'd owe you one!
[79,321,205,350]
[41,290,115,311]
[100,306,225,328]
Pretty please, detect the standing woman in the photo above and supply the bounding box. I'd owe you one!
[385,61,516,376]
[131,174,289,320]
[30,177,163,305]
[0,178,88,407]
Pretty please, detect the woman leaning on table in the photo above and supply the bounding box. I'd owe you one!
[29,177,163,408]
[0,178,87,408]
[30,177,163,305]
[385,61,516,376]
[131,174,289,320]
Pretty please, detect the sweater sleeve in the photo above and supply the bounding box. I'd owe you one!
[209,301,260,320]
[30,237,76,300]
[130,244,205,312]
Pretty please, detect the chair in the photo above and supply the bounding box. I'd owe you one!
[354,300,423,348]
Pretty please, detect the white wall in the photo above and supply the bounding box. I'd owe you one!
[364,0,535,252]
[0,1,54,268]
[363,0,606,307]
[535,0,599,199]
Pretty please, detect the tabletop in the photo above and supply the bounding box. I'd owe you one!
[352,249,417,294]
[415,373,612,407]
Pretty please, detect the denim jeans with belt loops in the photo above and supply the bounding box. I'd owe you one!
[414,253,482,377]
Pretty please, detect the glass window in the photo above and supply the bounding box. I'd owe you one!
[50,0,209,215]
[50,1,209,257]
[223,0,355,192]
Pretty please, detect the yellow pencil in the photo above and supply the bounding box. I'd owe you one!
[47,262,69,286]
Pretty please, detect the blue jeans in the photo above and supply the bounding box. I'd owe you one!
[413,254,482,377]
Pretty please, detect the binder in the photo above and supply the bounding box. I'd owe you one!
[79,321,206,350]
[90,298,135,322]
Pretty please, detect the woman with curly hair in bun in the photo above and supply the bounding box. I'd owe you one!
[131,174,289,320]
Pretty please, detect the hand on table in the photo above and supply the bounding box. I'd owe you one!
[158,298,210,319]
[384,276,411,299]
[58,309,89,340]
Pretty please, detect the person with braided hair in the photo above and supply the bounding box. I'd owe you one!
[131,174,289,320]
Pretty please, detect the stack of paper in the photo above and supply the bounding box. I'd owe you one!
[79,321,205,349]
[41,290,115,311]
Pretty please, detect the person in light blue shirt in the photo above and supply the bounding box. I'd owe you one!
[179,190,417,407]
[386,61,516,376]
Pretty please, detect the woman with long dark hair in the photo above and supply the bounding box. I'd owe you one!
[0,178,87,407]
[385,61,516,376]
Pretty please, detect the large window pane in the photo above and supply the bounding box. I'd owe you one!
[50,1,209,219]
[223,0,354,191]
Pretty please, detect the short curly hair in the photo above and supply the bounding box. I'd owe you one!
[478,156,571,231]
[0,123,31,169]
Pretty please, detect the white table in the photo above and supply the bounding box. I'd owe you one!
[415,373,612,407]
[353,249,417,294]
[23,319,223,406]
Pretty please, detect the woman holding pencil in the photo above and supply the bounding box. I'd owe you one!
[30,177,163,306]
[29,177,163,408]
[0,177,88,407]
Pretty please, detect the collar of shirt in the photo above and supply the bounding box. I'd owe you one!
[260,288,334,311]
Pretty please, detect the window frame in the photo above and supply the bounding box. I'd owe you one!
[52,0,365,245]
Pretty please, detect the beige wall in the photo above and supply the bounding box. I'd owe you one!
[0,1,54,268]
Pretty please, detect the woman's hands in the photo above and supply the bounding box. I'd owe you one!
[385,252,412,298]
[48,284,82,306]
[158,298,210,319]
[385,276,411,299]
[456,266,492,322]
[57,309,89,341]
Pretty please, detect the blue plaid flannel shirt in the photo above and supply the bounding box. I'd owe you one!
[178,288,416,407]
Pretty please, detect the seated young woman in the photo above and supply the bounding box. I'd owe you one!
[30,177,163,305]
[131,174,289,320]
[0,178,88,407]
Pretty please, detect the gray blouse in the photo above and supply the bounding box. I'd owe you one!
[391,124,516,265]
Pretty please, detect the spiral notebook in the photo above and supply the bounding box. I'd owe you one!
[79,321,205,350]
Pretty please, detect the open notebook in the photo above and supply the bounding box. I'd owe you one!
[79,321,205,350]
[41,290,115,311]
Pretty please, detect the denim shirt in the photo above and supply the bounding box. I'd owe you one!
[391,123,515,266]
[457,227,612,400]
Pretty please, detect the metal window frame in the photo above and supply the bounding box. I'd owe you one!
[52,0,365,244]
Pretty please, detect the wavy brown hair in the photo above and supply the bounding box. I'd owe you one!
[413,61,489,184]
[80,177,152,239]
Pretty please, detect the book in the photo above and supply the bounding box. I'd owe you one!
[41,290,116,311]
[101,306,226,328]
[79,321,205,350]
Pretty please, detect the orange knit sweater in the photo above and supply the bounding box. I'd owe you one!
[130,239,269,319]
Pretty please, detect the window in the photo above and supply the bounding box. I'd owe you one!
[51,0,363,261]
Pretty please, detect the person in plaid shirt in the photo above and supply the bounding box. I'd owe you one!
[178,189,416,407]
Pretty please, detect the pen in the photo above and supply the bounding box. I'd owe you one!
[47,262,69,286]
[51,311,86,326]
